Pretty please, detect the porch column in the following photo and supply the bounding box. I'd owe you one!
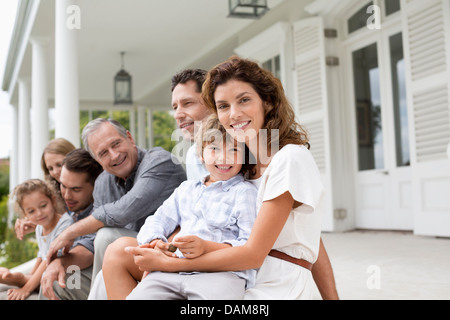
[54,0,80,147]
[147,108,153,149]
[30,37,49,179]
[137,106,146,148]
[129,107,136,142]
[9,103,19,188]
[8,103,19,227]
[17,78,31,183]
[447,142,450,160]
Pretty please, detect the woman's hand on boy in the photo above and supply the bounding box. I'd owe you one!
[172,235,206,259]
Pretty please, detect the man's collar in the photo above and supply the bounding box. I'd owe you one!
[72,202,94,221]
[115,147,145,186]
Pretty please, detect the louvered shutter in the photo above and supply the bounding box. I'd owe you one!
[402,0,450,236]
[293,17,333,230]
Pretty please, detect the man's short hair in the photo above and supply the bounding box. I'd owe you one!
[62,148,103,186]
[171,69,207,93]
[81,118,128,158]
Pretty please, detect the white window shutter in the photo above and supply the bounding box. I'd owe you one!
[402,0,450,236]
[293,17,333,230]
[293,17,330,175]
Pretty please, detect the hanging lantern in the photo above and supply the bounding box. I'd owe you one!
[228,0,269,19]
[114,52,133,105]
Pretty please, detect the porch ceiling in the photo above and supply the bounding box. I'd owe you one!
[20,0,285,108]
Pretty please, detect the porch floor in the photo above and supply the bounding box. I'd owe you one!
[1,230,449,300]
[318,230,450,300]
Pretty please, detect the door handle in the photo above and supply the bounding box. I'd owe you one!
[376,170,389,175]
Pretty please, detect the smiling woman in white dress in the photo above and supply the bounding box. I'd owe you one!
[129,56,325,299]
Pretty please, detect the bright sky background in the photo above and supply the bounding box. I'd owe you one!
[0,0,19,159]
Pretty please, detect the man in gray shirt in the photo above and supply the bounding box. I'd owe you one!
[46,118,186,283]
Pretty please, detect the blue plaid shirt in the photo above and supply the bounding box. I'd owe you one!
[137,173,257,288]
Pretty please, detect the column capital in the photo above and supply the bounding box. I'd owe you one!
[17,76,31,84]
[29,36,50,47]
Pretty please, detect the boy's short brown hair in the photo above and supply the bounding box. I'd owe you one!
[196,114,255,178]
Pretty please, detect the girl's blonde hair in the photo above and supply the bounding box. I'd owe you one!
[10,179,61,219]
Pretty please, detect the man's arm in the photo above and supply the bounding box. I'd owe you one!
[136,185,181,245]
[46,215,104,262]
[58,244,94,270]
[14,218,36,240]
[41,245,94,300]
[312,238,339,300]
[92,151,185,228]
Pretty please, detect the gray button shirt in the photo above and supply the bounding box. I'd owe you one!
[91,147,187,232]
[72,203,95,253]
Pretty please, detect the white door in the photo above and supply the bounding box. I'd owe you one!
[401,0,450,237]
[346,26,413,230]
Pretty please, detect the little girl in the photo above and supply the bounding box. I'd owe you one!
[0,179,73,300]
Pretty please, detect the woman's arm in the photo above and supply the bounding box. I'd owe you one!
[128,191,294,273]
[46,215,104,262]
[171,235,232,258]
[312,239,339,300]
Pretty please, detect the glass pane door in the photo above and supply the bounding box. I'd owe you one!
[352,43,384,171]
[389,32,410,167]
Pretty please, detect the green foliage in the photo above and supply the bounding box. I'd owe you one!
[0,196,8,245]
[79,110,90,146]
[0,162,9,198]
[0,196,39,269]
[111,110,131,131]
[0,166,9,257]
[79,109,177,152]
[0,228,38,269]
[153,110,177,152]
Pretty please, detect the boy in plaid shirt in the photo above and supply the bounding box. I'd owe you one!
[127,115,257,300]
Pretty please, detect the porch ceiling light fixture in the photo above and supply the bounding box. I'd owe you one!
[228,0,269,19]
[114,51,133,105]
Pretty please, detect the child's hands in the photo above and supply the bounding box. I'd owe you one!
[142,271,150,280]
[142,239,177,258]
[172,235,206,259]
[126,240,179,277]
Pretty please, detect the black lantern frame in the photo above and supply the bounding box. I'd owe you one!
[228,0,269,19]
[114,52,133,105]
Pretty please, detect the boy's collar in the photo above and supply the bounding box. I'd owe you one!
[200,173,244,191]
